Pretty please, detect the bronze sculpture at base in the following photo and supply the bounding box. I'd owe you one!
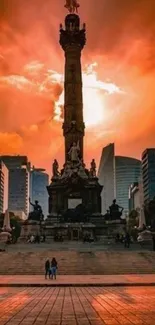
[109,199,124,220]
[28,198,44,222]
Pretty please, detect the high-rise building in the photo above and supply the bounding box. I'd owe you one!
[0,156,30,169]
[115,156,141,216]
[142,149,155,203]
[30,167,49,218]
[98,144,115,215]
[0,156,30,215]
[98,144,141,216]
[0,161,9,213]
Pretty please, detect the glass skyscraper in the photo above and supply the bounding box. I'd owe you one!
[115,156,141,216]
[98,144,141,216]
[30,168,49,218]
[0,156,30,215]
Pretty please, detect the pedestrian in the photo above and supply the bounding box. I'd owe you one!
[115,233,120,243]
[152,234,155,251]
[124,232,130,248]
[30,235,34,243]
[45,259,50,279]
[51,257,58,280]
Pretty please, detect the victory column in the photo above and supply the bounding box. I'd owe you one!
[47,0,103,237]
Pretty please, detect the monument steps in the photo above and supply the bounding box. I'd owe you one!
[0,251,155,275]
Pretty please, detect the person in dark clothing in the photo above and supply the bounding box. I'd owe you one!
[120,234,124,243]
[152,234,155,251]
[115,233,120,243]
[124,232,130,248]
[51,257,58,280]
[45,259,50,279]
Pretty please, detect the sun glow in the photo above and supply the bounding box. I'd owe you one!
[0,61,121,127]
[83,88,104,126]
[54,63,122,126]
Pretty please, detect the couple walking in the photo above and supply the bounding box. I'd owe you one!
[45,258,58,280]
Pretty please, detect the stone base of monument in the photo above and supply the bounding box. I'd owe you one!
[43,222,96,241]
[42,217,126,241]
[20,221,41,240]
[20,218,126,242]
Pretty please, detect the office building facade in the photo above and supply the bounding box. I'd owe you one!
[142,149,155,203]
[98,144,141,216]
[0,161,9,213]
[30,167,49,218]
[115,156,141,216]
[98,143,115,214]
[0,156,30,215]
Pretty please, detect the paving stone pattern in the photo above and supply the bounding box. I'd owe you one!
[0,286,155,324]
[0,251,155,275]
[1,275,155,287]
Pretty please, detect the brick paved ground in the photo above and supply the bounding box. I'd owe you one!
[0,286,155,325]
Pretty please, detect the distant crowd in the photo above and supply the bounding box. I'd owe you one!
[115,232,131,248]
[27,234,46,244]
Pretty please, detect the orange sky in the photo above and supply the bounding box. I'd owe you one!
[0,0,155,175]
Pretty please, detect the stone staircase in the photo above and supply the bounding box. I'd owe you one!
[0,251,155,275]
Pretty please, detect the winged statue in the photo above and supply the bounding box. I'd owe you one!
[65,0,80,13]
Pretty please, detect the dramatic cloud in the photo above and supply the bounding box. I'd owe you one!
[0,0,155,174]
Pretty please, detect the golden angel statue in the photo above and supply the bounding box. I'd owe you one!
[65,0,80,13]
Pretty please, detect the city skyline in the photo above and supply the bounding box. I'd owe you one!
[0,0,155,173]
[98,143,141,216]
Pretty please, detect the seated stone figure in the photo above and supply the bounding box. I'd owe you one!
[104,210,111,221]
[28,198,43,221]
[109,199,124,220]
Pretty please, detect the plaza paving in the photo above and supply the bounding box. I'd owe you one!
[0,275,155,287]
[0,286,155,324]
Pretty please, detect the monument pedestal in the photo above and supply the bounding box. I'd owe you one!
[20,220,41,240]
[43,222,96,241]
[47,170,102,222]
